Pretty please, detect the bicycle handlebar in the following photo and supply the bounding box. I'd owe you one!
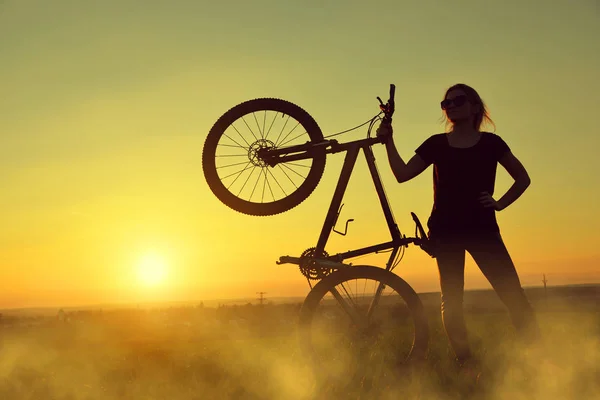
[388,84,395,121]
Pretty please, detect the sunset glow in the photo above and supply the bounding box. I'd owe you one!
[136,252,168,288]
[0,0,597,309]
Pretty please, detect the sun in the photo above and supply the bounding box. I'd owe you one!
[136,252,168,287]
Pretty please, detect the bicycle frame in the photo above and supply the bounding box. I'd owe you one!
[270,133,428,324]
[272,135,420,271]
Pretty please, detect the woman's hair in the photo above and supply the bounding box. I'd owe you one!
[441,83,496,132]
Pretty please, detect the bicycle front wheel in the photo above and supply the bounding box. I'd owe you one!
[202,98,326,216]
[298,266,429,388]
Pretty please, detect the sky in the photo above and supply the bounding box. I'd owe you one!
[0,0,598,309]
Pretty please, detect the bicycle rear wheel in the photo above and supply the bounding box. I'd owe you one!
[298,266,429,390]
[202,98,326,216]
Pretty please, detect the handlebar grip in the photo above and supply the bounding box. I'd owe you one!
[389,84,395,102]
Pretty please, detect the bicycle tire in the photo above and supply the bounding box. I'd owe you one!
[298,266,429,378]
[202,98,326,216]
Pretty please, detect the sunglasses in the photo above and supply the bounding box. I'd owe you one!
[440,95,468,110]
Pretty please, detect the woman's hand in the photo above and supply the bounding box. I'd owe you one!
[479,192,501,211]
[376,121,393,144]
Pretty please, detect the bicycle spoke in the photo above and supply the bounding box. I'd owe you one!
[285,161,312,169]
[340,282,362,317]
[249,166,264,201]
[264,170,276,202]
[236,166,257,196]
[329,287,362,325]
[264,111,278,140]
[216,160,250,170]
[221,132,249,150]
[366,281,387,320]
[218,159,309,203]
[275,120,301,148]
[241,116,260,142]
[216,154,248,158]
[274,114,291,146]
[252,112,264,139]
[279,162,307,180]
[230,124,252,148]
[217,142,247,150]
[224,163,253,189]
[279,130,309,148]
[266,167,287,197]
[276,164,299,189]
[261,168,268,203]
[222,163,292,203]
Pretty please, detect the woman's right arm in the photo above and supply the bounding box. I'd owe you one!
[384,138,429,183]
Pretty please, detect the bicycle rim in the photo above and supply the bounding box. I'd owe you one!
[202,98,326,216]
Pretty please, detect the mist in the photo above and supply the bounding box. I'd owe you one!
[0,287,597,399]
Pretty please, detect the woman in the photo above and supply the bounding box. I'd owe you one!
[377,83,540,371]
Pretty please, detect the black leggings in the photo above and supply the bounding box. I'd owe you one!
[431,231,539,363]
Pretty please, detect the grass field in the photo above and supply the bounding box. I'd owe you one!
[0,286,598,399]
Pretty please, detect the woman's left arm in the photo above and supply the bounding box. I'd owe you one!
[495,151,531,211]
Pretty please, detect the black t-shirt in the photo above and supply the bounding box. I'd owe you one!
[415,132,511,236]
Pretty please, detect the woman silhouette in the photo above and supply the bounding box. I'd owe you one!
[377,83,540,372]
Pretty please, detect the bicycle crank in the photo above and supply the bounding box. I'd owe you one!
[299,247,335,280]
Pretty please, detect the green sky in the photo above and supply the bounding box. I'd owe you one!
[1,0,598,308]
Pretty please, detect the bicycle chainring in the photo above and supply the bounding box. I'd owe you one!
[299,247,335,280]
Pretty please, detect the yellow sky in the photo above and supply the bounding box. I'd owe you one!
[1,0,598,308]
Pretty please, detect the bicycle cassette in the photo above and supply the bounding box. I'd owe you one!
[299,247,335,280]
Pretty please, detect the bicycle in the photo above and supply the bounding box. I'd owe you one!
[202,84,435,388]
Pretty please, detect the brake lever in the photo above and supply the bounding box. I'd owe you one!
[377,98,391,114]
[377,84,396,121]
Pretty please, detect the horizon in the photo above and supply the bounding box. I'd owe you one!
[2,281,597,314]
